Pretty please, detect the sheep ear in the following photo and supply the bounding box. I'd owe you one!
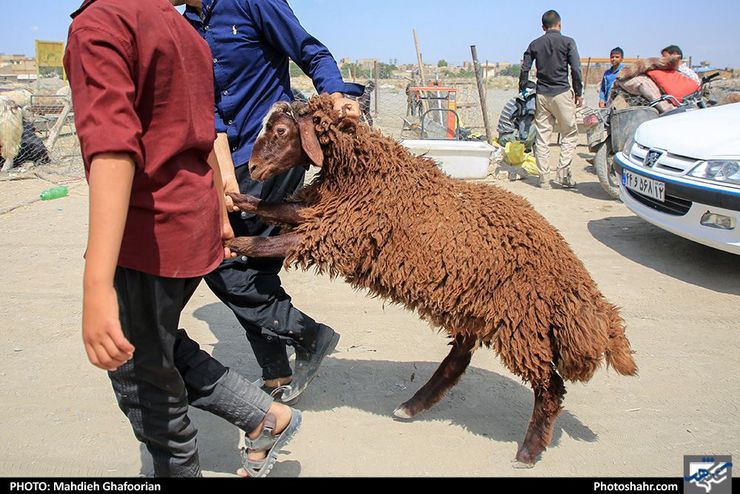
[297,116,324,168]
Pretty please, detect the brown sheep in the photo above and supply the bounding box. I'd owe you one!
[227,94,637,467]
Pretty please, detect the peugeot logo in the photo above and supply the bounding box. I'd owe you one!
[644,150,663,168]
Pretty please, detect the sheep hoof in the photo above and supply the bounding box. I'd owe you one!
[511,459,536,470]
[392,406,414,420]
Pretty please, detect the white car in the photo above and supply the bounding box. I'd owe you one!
[614,103,740,255]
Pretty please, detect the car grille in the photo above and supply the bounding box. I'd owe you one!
[627,189,692,216]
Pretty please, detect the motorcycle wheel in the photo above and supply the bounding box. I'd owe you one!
[594,142,621,200]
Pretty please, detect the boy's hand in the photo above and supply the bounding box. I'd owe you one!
[575,95,584,108]
[82,285,134,371]
[330,92,361,120]
[222,220,237,259]
[222,174,241,212]
[599,101,606,109]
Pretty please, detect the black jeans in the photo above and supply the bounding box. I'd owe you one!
[109,267,273,477]
[205,164,326,381]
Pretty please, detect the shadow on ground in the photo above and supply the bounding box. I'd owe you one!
[589,216,740,294]
[175,302,601,476]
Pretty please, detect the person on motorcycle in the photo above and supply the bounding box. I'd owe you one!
[599,48,624,108]
[661,45,701,84]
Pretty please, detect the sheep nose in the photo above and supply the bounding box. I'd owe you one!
[249,164,257,174]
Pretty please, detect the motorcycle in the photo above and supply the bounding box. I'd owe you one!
[585,72,720,199]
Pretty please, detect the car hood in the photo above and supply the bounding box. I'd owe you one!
[634,103,740,159]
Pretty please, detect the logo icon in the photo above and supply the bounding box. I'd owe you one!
[644,150,663,168]
[684,455,732,494]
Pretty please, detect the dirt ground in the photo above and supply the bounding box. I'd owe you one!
[0,123,738,478]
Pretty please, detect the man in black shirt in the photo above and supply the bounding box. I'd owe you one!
[519,10,583,189]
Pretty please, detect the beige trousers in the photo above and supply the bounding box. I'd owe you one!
[534,90,578,178]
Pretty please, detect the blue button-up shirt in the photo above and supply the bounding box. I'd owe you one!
[184,0,363,168]
[599,63,623,104]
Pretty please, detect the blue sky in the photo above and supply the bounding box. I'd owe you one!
[3,0,739,67]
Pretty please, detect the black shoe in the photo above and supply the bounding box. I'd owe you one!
[279,326,340,404]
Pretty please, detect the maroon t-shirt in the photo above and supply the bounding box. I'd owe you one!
[64,0,222,278]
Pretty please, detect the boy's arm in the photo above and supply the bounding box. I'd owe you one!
[64,26,143,371]
[207,145,236,259]
[214,132,241,212]
[599,76,608,107]
[519,43,534,92]
[82,153,136,371]
[568,38,584,107]
[246,0,364,99]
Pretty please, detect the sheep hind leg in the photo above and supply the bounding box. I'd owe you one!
[393,334,478,419]
[1,155,15,172]
[513,370,565,468]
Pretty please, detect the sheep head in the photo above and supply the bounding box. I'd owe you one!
[249,94,360,181]
[248,101,313,181]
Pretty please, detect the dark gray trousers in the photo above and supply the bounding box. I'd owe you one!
[109,267,273,477]
[204,164,325,380]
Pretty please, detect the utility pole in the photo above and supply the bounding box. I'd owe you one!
[471,45,493,143]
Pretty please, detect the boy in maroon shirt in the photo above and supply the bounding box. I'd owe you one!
[64,0,300,477]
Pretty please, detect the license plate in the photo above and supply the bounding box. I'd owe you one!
[622,170,666,202]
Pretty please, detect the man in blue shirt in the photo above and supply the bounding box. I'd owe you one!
[176,0,363,408]
[599,47,624,108]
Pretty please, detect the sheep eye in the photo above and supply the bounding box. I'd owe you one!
[276,127,287,136]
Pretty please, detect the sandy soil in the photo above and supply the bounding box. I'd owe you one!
[0,95,738,478]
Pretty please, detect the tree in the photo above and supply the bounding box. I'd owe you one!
[378,62,397,79]
[437,59,448,68]
[289,61,304,78]
[499,64,521,78]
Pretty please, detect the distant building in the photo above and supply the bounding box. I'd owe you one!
[0,58,38,82]
[357,58,379,70]
[0,54,30,67]
[694,67,735,80]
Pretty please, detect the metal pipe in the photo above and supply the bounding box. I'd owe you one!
[470,45,492,143]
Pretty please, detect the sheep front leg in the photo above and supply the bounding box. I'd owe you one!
[228,192,306,226]
[393,334,478,419]
[226,232,302,259]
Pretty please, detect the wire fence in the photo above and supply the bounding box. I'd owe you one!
[0,85,84,184]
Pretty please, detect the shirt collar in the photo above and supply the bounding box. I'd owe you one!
[184,0,216,24]
[70,0,97,18]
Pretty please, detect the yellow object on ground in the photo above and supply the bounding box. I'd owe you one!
[504,141,526,165]
[504,141,539,176]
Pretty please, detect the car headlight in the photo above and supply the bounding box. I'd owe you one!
[688,161,740,186]
[623,135,635,156]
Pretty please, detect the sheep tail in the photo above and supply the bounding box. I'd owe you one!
[552,297,637,382]
[604,308,638,376]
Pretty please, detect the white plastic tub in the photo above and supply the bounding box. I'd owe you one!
[401,139,495,179]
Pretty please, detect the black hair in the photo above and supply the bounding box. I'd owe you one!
[542,10,561,29]
[610,47,624,57]
[662,45,683,58]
